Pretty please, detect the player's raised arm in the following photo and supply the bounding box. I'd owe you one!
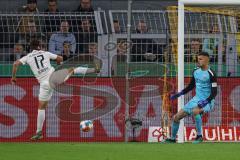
[170,71,196,100]
[11,59,23,84]
[181,72,196,94]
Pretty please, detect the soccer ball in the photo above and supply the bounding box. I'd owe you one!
[80,120,94,132]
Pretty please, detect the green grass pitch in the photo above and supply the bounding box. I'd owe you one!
[0,143,239,160]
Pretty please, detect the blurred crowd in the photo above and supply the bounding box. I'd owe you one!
[0,0,237,68]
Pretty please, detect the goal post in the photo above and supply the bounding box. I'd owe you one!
[177,0,240,143]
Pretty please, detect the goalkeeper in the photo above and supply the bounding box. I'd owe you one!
[165,52,217,144]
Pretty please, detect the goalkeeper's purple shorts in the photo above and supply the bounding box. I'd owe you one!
[183,96,215,115]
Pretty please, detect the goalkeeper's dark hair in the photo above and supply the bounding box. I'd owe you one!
[30,39,41,51]
[198,52,209,57]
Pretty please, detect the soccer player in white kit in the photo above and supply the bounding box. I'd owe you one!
[11,40,99,140]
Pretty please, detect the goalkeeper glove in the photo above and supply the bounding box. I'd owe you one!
[170,91,184,100]
[197,100,209,108]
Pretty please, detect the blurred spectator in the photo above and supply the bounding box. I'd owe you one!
[136,20,148,33]
[45,0,59,13]
[117,40,127,62]
[17,0,39,33]
[185,39,201,62]
[131,20,160,62]
[113,20,121,33]
[9,43,26,61]
[49,20,76,55]
[202,25,220,62]
[111,40,128,75]
[16,0,43,49]
[18,20,46,52]
[74,0,94,13]
[76,18,97,54]
[44,0,60,38]
[62,41,73,61]
[88,42,98,62]
[88,42,97,56]
[117,40,127,55]
[81,19,92,32]
[18,0,39,13]
[88,42,101,72]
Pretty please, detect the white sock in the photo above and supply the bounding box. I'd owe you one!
[36,109,45,133]
[74,67,88,74]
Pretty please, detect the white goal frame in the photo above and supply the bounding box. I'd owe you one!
[177,0,240,143]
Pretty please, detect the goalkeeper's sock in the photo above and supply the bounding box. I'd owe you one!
[171,121,180,140]
[36,109,45,133]
[74,67,88,74]
[195,114,202,136]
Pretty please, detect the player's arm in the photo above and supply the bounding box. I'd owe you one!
[170,70,196,100]
[206,70,217,102]
[181,75,196,94]
[55,55,63,65]
[11,60,23,84]
[47,51,63,65]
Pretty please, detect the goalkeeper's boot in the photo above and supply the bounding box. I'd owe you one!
[192,135,203,144]
[30,131,43,140]
[162,138,176,143]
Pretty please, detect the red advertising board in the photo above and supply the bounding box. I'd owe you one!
[0,77,240,142]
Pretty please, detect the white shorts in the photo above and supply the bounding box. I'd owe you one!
[39,80,53,101]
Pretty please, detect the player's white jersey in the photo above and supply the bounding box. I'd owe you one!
[19,50,57,83]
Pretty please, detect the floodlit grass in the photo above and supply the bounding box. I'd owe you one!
[0,142,239,160]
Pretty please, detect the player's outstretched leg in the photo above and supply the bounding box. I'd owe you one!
[164,121,179,143]
[64,65,100,82]
[73,64,100,75]
[49,63,101,89]
[192,114,203,144]
[163,109,188,143]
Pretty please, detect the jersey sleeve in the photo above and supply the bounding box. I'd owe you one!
[47,52,58,60]
[181,69,196,94]
[19,55,28,65]
[206,69,217,102]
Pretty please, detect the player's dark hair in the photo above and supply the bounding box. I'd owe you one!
[30,39,41,51]
[27,0,37,4]
[191,38,200,42]
[48,0,57,3]
[198,52,209,57]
